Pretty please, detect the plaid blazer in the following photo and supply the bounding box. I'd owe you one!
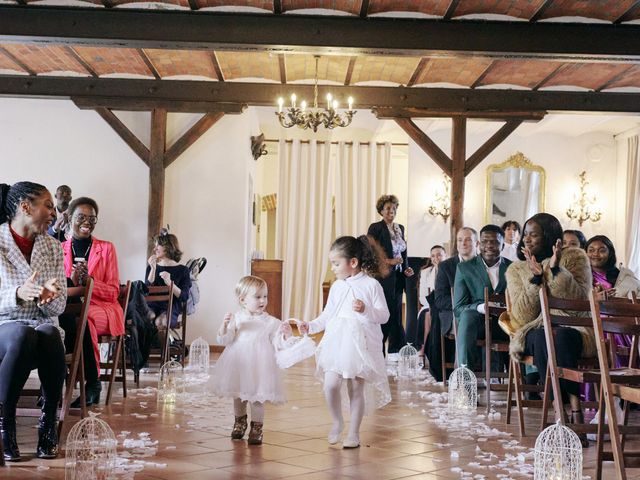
[0,222,67,331]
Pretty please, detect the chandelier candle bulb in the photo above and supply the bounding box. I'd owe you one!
[290,93,296,109]
[332,99,338,110]
[278,97,283,113]
[301,100,307,111]
[348,97,353,110]
[326,93,332,109]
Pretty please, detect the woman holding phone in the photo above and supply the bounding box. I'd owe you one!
[0,181,67,461]
[61,197,123,407]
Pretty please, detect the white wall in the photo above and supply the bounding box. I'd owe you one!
[0,98,256,345]
[407,125,620,257]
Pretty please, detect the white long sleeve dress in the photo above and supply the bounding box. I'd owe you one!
[308,272,391,410]
[212,311,286,405]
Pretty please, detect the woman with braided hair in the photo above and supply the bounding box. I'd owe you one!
[0,182,67,461]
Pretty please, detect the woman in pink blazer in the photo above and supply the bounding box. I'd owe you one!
[61,197,123,406]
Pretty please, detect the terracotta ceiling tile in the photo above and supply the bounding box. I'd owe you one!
[368,0,450,16]
[285,54,351,83]
[350,56,421,85]
[453,0,546,19]
[74,47,154,77]
[537,0,638,22]
[1,44,88,75]
[0,47,28,73]
[540,63,632,90]
[144,49,217,79]
[415,57,494,87]
[216,51,280,81]
[194,0,273,9]
[282,0,361,15]
[477,59,562,88]
[110,0,191,7]
[598,65,640,90]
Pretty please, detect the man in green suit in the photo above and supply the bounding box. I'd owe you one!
[453,224,511,369]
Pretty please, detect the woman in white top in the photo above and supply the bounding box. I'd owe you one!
[500,220,521,262]
[417,245,447,360]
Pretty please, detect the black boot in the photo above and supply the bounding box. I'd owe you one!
[71,379,102,408]
[1,415,21,462]
[36,410,59,459]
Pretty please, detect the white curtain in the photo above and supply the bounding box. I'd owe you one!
[275,140,333,321]
[275,140,392,320]
[335,141,392,237]
[625,136,640,276]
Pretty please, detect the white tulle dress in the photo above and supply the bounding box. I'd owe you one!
[309,272,391,411]
[212,311,289,405]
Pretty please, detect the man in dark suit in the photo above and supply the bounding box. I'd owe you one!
[434,227,478,337]
[453,224,511,369]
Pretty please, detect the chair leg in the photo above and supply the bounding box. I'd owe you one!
[440,334,447,386]
[540,364,552,430]
[120,337,127,399]
[505,359,514,425]
[513,359,526,437]
[595,385,606,480]
[79,354,87,418]
[485,347,491,415]
[106,336,122,406]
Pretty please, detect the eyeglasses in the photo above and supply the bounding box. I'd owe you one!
[74,214,98,225]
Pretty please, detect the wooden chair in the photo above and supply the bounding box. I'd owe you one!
[17,279,94,438]
[540,287,611,436]
[97,281,131,405]
[169,302,188,366]
[589,290,640,480]
[441,287,457,385]
[480,288,510,414]
[144,284,174,370]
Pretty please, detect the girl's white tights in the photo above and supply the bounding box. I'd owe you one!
[233,398,264,423]
[323,372,365,443]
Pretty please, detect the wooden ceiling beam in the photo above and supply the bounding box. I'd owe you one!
[5,75,640,113]
[278,53,286,84]
[464,120,524,175]
[614,1,640,24]
[344,56,356,86]
[359,0,369,18]
[94,107,150,165]
[210,52,225,82]
[138,49,161,79]
[407,58,428,87]
[443,0,459,20]
[148,108,167,256]
[375,108,546,120]
[164,112,224,168]
[395,118,452,176]
[2,6,640,61]
[529,0,553,22]
[0,46,35,75]
[64,46,99,77]
[73,96,245,113]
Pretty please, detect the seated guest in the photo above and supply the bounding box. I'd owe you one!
[61,197,123,406]
[47,185,72,242]
[586,235,640,300]
[0,182,67,461]
[146,230,191,329]
[562,229,586,250]
[500,220,521,262]
[435,227,478,337]
[506,213,593,446]
[453,225,510,369]
[416,245,447,360]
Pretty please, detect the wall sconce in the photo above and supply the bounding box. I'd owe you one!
[566,171,602,227]
[427,174,451,223]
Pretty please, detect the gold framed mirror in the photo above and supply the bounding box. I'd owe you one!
[485,152,546,225]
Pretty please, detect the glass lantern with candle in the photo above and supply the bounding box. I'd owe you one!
[447,365,477,414]
[534,421,583,480]
[158,360,184,404]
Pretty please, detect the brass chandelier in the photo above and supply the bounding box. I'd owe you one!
[276,56,355,132]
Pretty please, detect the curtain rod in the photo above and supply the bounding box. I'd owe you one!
[264,139,408,146]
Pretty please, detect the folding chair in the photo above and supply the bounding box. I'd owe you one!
[169,303,188,366]
[540,287,609,436]
[589,290,640,480]
[441,287,458,385]
[17,279,95,439]
[97,281,131,405]
[144,284,174,369]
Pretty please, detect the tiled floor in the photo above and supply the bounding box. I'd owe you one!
[5,358,640,479]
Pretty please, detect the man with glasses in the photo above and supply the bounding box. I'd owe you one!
[48,185,72,242]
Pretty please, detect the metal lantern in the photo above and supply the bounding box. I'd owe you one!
[398,343,419,378]
[158,360,184,404]
[188,336,210,373]
[534,420,583,480]
[65,416,117,480]
[448,365,477,414]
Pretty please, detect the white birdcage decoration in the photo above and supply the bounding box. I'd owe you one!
[65,416,117,480]
[158,360,184,404]
[534,420,583,480]
[188,337,210,373]
[448,364,477,414]
[398,343,419,378]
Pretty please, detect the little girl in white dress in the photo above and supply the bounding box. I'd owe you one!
[297,235,391,449]
[212,275,292,445]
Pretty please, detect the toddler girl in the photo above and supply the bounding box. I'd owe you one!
[212,275,291,445]
[298,235,390,448]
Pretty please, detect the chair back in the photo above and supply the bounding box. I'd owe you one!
[484,288,507,317]
[118,281,132,314]
[144,283,174,365]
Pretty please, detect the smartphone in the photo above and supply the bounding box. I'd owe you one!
[74,257,87,265]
